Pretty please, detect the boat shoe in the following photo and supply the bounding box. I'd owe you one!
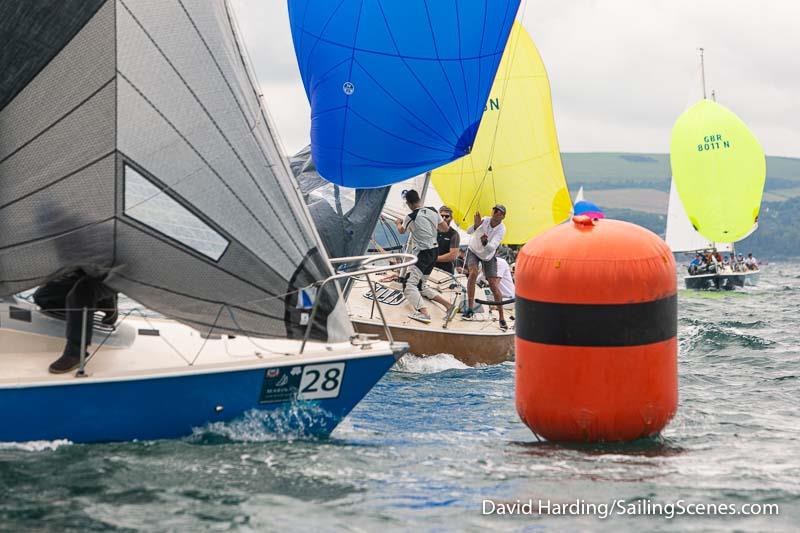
[408,311,432,324]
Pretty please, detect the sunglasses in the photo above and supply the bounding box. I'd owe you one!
[440,213,452,219]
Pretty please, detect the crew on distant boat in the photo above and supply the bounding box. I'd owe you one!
[464,205,508,331]
[745,253,759,270]
[434,206,460,274]
[395,189,455,324]
[33,269,118,374]
[688,253,704,274]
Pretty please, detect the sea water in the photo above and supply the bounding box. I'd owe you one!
[1,263,798,531]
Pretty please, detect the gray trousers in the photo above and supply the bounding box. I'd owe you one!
[405,265,439,311]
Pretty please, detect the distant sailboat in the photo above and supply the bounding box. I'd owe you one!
[668,49,765,290]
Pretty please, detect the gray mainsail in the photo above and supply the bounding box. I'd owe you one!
[0,0,351,342]
[291,145,389,260]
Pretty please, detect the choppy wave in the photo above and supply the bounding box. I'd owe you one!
[680,319,775,353]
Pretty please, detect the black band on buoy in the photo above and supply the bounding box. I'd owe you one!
[515,294,677,347]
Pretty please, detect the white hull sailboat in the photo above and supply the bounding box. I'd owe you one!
[668,49,765,290]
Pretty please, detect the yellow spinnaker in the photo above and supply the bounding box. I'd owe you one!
[670,99,765,243]
[430,22,571,245]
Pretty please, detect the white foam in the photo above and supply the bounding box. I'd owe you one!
[191,405,335,442]
[393,353,470,374]
[0,439,72,452]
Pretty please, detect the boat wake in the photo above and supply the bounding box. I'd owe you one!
[0,439,72,452]
[393,353,470,374]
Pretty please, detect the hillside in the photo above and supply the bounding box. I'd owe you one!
[563,153,800,259]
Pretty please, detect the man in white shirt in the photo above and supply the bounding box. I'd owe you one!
[395,189,453,323]
[745,253,759,270]
[477,256,514,300]
[464,204,508,330]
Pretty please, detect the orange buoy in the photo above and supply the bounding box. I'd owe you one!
[515,216,677,442]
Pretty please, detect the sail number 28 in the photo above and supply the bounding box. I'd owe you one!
[297,362,345,400]
[698,134,731,152]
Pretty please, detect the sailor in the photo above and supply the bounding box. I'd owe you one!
[33,269,118,374]
[745,253,759,270]
[688,253,702,274]
[477,256,515,300]
[736,253,745,271]
[434,206,460,274]
[464,205,508,330]
[395,189,454,323]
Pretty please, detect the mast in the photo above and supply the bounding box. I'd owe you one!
[699,47,707,99]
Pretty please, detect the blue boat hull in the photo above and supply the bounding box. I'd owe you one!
[0,353,398,443]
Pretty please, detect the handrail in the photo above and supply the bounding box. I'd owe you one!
[300,253,417,354]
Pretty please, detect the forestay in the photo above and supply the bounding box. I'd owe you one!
[0,0,351,342]
[288,0,521,188]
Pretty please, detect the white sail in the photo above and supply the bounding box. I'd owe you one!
[666,179,732,252]
[574,186,584,203]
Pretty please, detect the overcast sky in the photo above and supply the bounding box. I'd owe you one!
[231,0,799,158]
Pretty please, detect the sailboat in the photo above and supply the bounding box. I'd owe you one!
[668,50,765,290]
[0,0,413,443]
[349,22,572,364]
[288,1,522,364]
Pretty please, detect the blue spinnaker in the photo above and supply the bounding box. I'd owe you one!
[288,0,520,188]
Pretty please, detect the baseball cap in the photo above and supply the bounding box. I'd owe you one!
[493,204,506,214]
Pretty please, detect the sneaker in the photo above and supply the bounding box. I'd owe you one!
[408,311,432,324]
[499,319,508,332]
[462,308,474,320]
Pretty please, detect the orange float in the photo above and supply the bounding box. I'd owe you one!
[515,216,677,442]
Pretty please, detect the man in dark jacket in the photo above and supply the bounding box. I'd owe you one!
[34,269,118,373]
[434,206,460,274]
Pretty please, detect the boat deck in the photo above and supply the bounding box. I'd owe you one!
[0,310,396,387]
[347,271,514,334]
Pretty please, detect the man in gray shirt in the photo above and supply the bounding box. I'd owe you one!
[395,189,454,323]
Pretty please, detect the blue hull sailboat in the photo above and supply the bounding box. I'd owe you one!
[0,0,411,443]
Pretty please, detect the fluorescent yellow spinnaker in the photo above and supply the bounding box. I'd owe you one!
[670,99,765,243]
[430,22,572,245]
